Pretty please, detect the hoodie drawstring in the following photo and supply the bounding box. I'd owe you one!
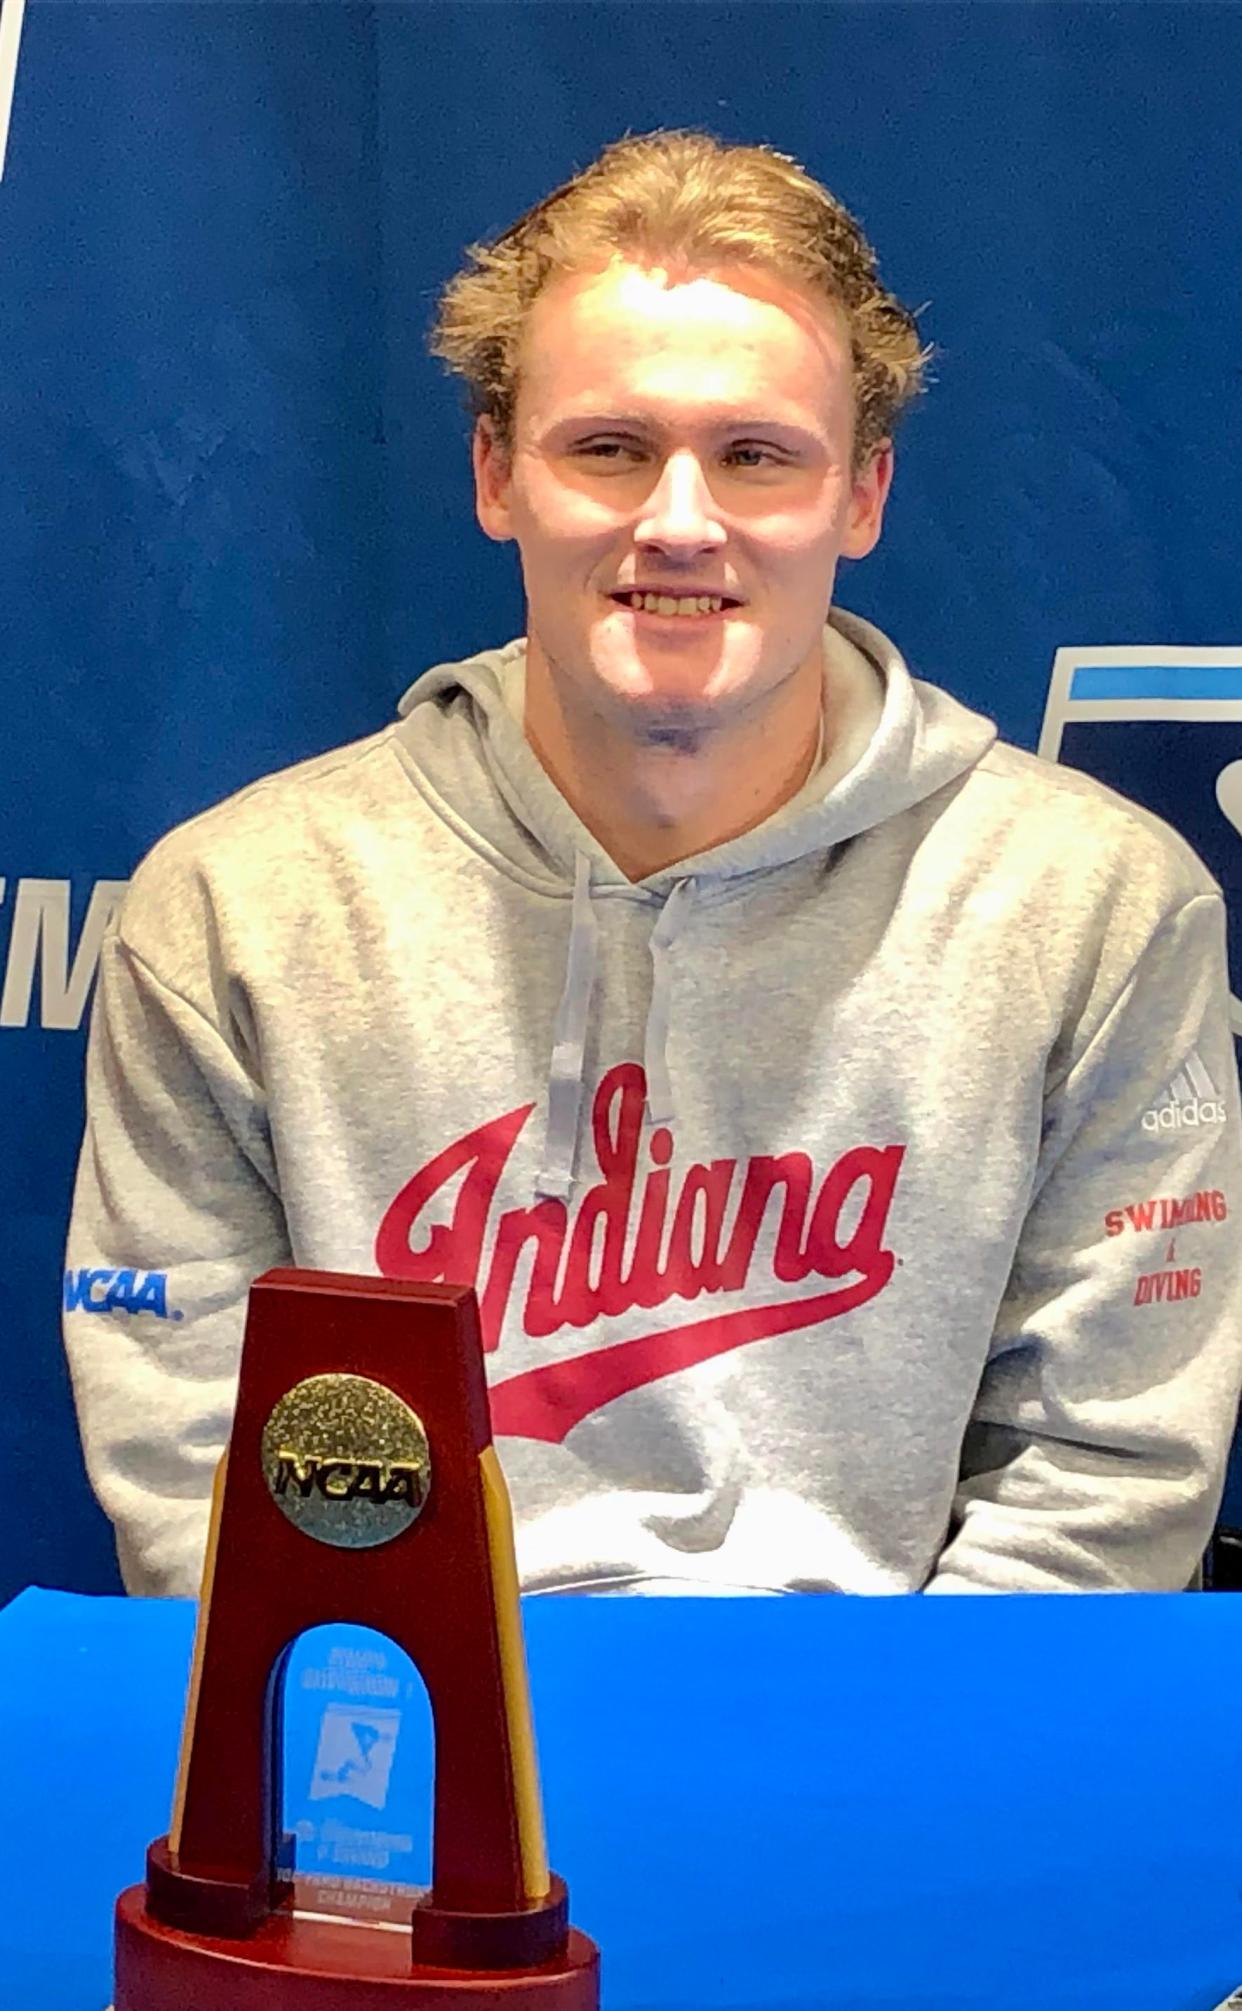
[537,859,696,1198]
[643,876,694,1126]
[537,851,600,1199]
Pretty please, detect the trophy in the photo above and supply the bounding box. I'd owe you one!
[113,1269,600,2009]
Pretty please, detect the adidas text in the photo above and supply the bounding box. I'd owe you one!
[1141,1098,1227,1137]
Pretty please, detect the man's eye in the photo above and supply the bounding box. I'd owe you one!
[574,441,783,467]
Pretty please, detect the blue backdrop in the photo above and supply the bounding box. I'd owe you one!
[2,0,1239,1604]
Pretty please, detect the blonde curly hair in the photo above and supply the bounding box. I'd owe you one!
[427,128,931,473]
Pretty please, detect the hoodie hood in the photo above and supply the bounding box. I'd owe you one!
[394,607,999,899]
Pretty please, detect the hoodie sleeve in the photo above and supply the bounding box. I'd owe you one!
[927,890,1242,1593]
[62,921,291,1599]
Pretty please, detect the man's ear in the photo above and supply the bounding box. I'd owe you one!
[840,442,894,561]
[473,416,515,543]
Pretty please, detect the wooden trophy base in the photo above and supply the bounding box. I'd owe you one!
[114,1886,601,2010]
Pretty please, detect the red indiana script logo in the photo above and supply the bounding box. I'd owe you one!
[375,1062,904,1443]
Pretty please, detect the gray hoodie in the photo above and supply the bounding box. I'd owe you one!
[63,610,1242,1598]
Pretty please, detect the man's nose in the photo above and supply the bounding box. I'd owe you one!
[635,451,727,551]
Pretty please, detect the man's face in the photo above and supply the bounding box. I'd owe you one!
[473,256,892,743]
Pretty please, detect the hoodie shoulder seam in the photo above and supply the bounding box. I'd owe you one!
[143,728,400,863]
[971,740,1222,895]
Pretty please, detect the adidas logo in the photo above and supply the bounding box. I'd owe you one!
[1141,1050,1228,1137]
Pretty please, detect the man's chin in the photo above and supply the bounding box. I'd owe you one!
[539,626,767,742]
[589,663,721,732]
[592,638,756,708]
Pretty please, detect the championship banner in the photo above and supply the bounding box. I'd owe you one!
[2,0,1241,1600]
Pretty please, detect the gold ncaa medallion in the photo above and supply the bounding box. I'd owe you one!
[260,1373,431,1549]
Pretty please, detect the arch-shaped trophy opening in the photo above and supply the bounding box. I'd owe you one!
[277,1620,433,1923]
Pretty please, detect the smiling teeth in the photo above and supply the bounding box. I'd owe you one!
[627,593,725,615]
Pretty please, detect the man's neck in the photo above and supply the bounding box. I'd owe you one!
[522,647,825,882]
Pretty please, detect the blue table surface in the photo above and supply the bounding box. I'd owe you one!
[4,1585,1242,2010]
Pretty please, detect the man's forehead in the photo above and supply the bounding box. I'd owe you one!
[517,259,852,424]
[531,256,848,347]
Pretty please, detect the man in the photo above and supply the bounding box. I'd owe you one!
[64,129,1242,1599]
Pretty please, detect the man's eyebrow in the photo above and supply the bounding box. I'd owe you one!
[547,411,825,440]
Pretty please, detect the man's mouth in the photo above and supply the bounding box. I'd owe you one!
[605,590,742,621]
